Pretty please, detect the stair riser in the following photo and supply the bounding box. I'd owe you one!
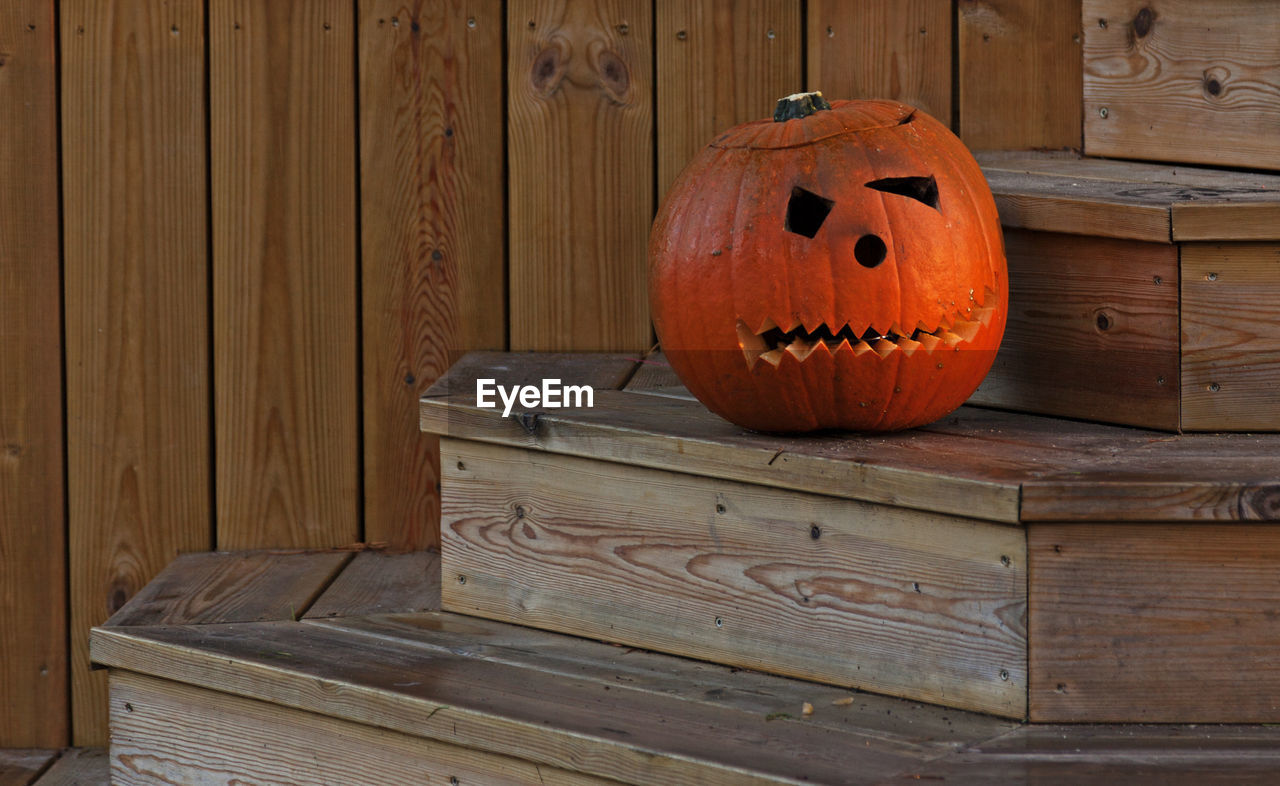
[440,438,1028,719]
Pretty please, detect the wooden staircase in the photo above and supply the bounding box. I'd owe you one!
[92,550,1280,784]
[90,152,1280,782]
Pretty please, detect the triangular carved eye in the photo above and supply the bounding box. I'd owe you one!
[866,175,939,210]
[785,186,834,238]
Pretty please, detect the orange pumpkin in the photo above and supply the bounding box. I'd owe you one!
[649,93,1007,433]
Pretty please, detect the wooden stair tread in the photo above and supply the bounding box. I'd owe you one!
[0,748,107,786]
[978,151,1280,242]
[421,352,1280,524]
[91,550,1280,784]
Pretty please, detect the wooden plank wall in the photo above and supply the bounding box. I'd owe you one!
[61,0,212,746]
[6,0,1214,747]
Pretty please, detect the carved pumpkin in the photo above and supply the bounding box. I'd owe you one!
[649,93,1007,433]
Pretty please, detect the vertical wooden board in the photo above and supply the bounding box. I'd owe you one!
[441,439,1028,718]
[61,0,210,745]
[1029,523,1280,722]
[1181,243,1280,431]
[0,0,65,749]
[969,229,1180,429]
[211,1,360,548]
[109,672,603,786]
[507,0,653,352]
[1083,0,1280,169]
[806,0,951,122]
[359,1,505,550]
[957,0,1082,150]
[655,0,803,197]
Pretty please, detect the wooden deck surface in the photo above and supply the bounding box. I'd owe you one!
[88,549,1280,784]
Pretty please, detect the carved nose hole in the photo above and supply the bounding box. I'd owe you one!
[866,175,939,210]
[785,187,834,239]
[855,234,887,268]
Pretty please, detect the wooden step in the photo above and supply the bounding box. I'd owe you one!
[90,550,1280,784]
[975,151,1280,431]
[422,351,1280,723]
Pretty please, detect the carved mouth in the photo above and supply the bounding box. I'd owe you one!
[736,303,997,368]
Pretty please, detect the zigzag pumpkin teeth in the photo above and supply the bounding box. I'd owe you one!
[758,348,785,367]
[743,297,992,365]
[949,318,982,342]
[915,332,942,352]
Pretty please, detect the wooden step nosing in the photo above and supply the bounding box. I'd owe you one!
[89,622,890,785]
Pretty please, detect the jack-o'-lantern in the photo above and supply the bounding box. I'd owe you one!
[649,93,1007,432]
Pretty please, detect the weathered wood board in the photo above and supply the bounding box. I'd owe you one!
[304,550,441,619]
[105,550,352,627]
[970,229,1180,430]
[1029,522,1280,722]
[0,750,55,786]
[359,0,506,550]
[31,748,107,786]
[61,0,212,745]
[1180,243,1280,432]
[507,0,653,352]
[1083,0,1280,170]
[958,0,1082,150]
[440,439,1028,717]
[110,672,601,786]
[210,0,359,549]
[0,0,65,749]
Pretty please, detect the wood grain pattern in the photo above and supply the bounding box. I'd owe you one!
[440,439,1028,717]
[807,0,951,122]
[0,0,65,749]
[94,621,926,784]
[61,0,211,746]
[425,352,1280,523]
[655,0,802,196]
[1029,523,1280,722]
[110,672,601,786]
[1173,202,1280,242]
[979,168,1172,242]
[424,388,1026,523]
[314,611,1018,758]
[105,551,352,627]
[304,550,441,618]
[211,0,359,549]
[1181,243,1280,431]
[31,749,107,786]
[360,0,505,550]
[0,750,55,786]
[958,0,1082,150]
[1083,0,1280,169]
[980,152,1280,243]
[969,229,1180,430]
[507,0,653,351]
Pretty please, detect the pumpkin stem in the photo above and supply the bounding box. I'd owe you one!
[774,91,832,122]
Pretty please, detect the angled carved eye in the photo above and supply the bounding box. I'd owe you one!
[784,186,834,238]
[866,175,939,210]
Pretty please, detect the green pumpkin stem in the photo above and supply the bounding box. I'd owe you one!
[774,91,832,122]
